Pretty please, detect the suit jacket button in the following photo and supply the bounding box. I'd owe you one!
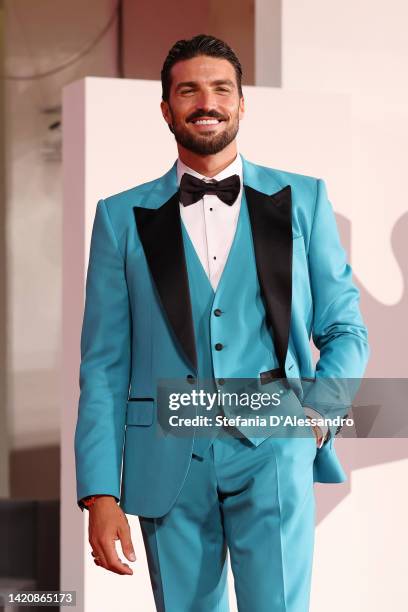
[218,378,225,385]
[186,374,196,384]
[214,308,222,317]
[215,343,223,351]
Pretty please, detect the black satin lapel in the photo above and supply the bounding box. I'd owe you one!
[133,193,197,371]
[245,184,292,373]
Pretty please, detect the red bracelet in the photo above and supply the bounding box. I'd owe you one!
[82,495,101,508]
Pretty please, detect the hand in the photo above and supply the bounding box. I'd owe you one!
[88,495,136,575]
[310,424,324,447]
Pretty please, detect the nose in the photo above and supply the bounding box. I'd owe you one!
[195,88,217,111]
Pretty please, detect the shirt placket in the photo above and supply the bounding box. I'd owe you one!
[202,193,221,290]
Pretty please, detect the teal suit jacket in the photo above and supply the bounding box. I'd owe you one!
[74,155,369,517]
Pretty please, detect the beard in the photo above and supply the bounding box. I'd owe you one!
[167,107,240,155]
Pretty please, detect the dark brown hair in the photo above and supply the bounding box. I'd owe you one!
[161,34,243,102]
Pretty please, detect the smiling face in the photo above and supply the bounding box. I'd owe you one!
[161,55,245,156]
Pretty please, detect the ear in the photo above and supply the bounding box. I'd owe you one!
[239,96,245,121]
[161,100,172,127]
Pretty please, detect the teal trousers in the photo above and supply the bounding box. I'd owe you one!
[139,429,317,612]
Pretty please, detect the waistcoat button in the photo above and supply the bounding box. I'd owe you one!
[215,343,223,351]
[214,308,222,317]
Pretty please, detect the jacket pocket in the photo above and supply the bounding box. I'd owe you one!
[126,398,155,426]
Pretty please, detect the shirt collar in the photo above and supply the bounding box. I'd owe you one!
[176,152,243,186]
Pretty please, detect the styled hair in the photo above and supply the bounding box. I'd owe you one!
[161,34,243,101]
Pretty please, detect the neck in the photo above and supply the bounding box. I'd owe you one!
[178,141,238,178]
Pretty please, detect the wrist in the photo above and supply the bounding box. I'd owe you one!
[82,494,116,510]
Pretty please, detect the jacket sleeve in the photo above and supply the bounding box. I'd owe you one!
[74,199,131,509]
[301,178,370,438]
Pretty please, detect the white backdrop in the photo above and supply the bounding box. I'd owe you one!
[62,77,408,611]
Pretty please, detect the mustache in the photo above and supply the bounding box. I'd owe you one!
[187,110,227,123]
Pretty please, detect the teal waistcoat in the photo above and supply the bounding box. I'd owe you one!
[181,190,281,455]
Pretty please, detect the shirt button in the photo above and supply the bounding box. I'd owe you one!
[214,308,222,317]
[215,343,223,351]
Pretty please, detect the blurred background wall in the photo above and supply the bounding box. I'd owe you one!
[3,0,119,500]
[0,0,8,500]
[1,1,120,599]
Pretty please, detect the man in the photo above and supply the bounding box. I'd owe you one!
[75,34,369,611]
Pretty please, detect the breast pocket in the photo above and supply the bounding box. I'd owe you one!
[126,398,155,426]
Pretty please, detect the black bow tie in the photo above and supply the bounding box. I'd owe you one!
[179,173,241,207]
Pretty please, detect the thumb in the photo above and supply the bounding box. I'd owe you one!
[312,424,323,445]
[119,525,136,562]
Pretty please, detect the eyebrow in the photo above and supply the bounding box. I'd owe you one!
[174,79,236,92]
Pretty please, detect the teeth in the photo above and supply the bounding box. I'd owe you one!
[194,119,220,125]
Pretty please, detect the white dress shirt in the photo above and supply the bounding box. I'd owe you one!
[177,153,243,291]
[176,154,328,446]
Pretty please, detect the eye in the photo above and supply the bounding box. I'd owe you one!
[216,87,230,93]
